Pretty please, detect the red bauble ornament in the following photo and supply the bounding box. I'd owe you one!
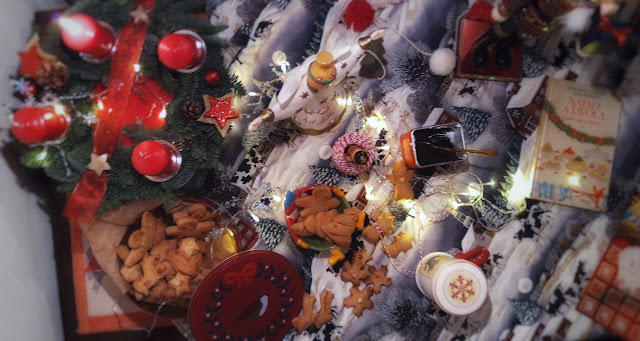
[344,0,375,32]
[59,14,115,62]
[204,69,221,86]
[157,30,207,72]
[11,106,70,144]
[131,140,181,181]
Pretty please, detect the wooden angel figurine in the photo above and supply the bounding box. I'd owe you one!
[386,161,415,201]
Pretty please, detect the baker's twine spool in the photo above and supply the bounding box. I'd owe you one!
[332,132,375,175]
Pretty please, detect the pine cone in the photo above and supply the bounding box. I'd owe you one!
[181,100,204,121]
[36,59,69,90]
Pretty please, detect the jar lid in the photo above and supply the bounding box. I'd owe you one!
[433,260,487,316]
[189,250,303,341]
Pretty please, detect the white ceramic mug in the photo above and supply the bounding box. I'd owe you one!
[416,252,488,316]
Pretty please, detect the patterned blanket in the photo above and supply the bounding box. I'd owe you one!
[207,0,640,339]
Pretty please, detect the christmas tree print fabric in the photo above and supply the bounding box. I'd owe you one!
[204,0,640,339]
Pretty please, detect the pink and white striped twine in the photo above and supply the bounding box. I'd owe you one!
[331,132,375,175]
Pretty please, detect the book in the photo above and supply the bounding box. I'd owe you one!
[516,78,621,211]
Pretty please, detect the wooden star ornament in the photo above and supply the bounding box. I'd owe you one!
[129,5,150,24]
[199,94,240,137]
[87,153,111,176]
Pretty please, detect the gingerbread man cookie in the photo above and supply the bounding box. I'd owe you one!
[294,185,341,220]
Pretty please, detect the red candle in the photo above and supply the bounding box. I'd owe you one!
[131,140,181,181]
[11,106,70,144]
[59,13,115,62]
[157,30,206,72]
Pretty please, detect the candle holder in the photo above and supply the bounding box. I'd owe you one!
[131,140,182,182]
[400,123,467,169]
[157,30,207,73]
[79,21,116,63]
[59,14,116,63]
[11,106,71,145]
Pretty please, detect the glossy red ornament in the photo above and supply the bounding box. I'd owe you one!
[157,30,206,72]
[344,0,375,32]
[59,14,115,62]
[131,140,181,181]
[204,69,221,86]
[11,106,70,144]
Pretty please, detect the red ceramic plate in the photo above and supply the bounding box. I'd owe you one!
[189,250,303,341]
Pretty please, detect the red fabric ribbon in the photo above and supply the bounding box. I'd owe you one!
[224,263,257,289]
[598,16,632,46]
[63,0,156,224]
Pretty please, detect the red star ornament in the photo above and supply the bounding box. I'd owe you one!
[18,46,43,78]
[199,94,240,137]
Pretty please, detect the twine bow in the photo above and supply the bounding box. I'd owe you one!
[224,263,257,288]
[598,16,632,46]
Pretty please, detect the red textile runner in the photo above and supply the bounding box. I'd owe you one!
[63,0,156,224]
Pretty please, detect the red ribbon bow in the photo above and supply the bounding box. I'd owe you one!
[224,263,257,289]
[63,0,155,224]
[598,16,632,46]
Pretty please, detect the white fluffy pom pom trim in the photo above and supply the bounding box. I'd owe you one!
[429,48,456,76]
[560,7,595,34]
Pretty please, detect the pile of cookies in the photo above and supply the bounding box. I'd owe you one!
[290,185,363,247]
[116,203,237,306]
[291,247,394,333]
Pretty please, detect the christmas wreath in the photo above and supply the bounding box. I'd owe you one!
[8,0,245,221]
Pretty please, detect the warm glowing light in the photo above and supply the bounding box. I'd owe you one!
[36,150,48,161]
[401,200,414,210]
[451,200,461,209]
[248,91,258,96]
[366,116,384,129]
[133,63,140,72]
[337,97,347,106]
[54,103,65,115]
[346,96,353,106]
[58,17,82,36]
[272,195,282,203]
[249,212,259,222]
[467,184,481,198]
[159,107,167,119]
[568,175,580,187]
[365,186,374,200]
[508,170,529,204]
[487,179,495,186]
[97,100,104,110]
